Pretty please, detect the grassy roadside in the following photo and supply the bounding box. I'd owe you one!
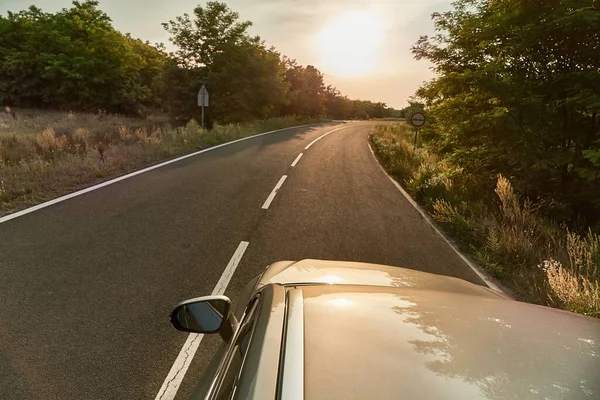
[0,109,325,216]
[370,123,600,317]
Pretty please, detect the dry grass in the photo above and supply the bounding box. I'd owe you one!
[543,256,600,316]
[0,109,324,215]
[0,107,167,138]
[370,123,600,317]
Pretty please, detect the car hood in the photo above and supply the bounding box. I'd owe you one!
[258,259,505,299]
[258,260,600,399]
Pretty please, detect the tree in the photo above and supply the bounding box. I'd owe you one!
[282,59,326,117]
[322,85,349,119]
[163,1,289,122]
[0,0,393,124]
[398,100,424,119]
[0,1,168,113]
[412,0,600,223]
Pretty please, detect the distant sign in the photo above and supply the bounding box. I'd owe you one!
[197,85,209,107]
[410,112,425,127]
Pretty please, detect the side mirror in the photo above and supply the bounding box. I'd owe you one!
[170,296,231,334]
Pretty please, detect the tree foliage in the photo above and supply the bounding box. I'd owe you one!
[0,1,167,113]
[0,1,394,121]
[162,1,288,122]
[162,1,394,122]
[413,0,600,225]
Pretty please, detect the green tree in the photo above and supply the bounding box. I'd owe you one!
[0,1,168,113]
[398,100,424,119]
[413,0,600,223]
[282,59,326,117]
[163,1,289,122]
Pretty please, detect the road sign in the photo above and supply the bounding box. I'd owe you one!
[410,112,426,127]
[197,85,209,107]
[198,85,209,129]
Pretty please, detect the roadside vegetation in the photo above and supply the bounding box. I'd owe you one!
[374,0,600,317]
[0,1,393,122]
[0,0,395,215]
[371,124,600,317]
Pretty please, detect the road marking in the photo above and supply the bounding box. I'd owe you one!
[0,124,321,225]
[305,126,346,150]
[291,153,303,167]
[262,175,287,209]
[155,241,249,400]
[304,123,372,150]
[367,142,507,296]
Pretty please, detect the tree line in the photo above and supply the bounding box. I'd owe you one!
[413,0,600,228]
[0,1,394,123]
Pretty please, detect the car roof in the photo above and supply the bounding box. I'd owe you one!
[278,283,600,400]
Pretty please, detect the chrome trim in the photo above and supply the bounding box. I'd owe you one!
[206,296,260,399]
[280,289,305,400]
[235,286,286,399]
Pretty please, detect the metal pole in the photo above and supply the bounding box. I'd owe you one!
[414,127,418,149]
[201,105,205,129]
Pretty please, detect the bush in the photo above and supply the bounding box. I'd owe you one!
[35,128,68,158]
[371,123,600,317]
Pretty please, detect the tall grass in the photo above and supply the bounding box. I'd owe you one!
[370,123,600,317]
[0,107,168,138]
[0,109,323,215]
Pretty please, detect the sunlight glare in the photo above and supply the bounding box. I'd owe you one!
[329,298,353,307]
[315,12,384,77]
[321,274,343,284]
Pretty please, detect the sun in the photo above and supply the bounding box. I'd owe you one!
[315,12,384,77]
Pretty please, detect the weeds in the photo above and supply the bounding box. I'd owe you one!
[370,123,600,317]
[543,258,600,316]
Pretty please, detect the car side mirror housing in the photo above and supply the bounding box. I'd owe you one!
[170,296,236,339]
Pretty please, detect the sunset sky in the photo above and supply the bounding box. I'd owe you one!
[0,0,453,108]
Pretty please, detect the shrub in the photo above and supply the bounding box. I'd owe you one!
[543,258,600,316]
[370,122,600,317]
[35,128,69,157]
[71,128,89,154]
[488,176,553,269]
[0,135,37,164]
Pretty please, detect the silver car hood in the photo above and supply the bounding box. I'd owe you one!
[259,259,506,298]
[257,260,600,399]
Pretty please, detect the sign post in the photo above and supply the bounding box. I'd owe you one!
[197,85,209,129]
[409,112,426,149]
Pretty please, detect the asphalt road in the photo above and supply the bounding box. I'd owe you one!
[0,122,485,400]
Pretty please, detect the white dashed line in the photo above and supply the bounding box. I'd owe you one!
[262,175,287,209]
[291,153,303,167]
[0,124,318,225]
[155,241,250,400]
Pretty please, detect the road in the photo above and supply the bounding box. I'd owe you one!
[0,122,486,400]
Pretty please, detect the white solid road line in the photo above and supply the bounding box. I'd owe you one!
[304,123,372,150]
[261,175,287,209]
[155,241,250,400]
[291,153,303,167]
[366,142,506,295]
[0,124,320,225]
[305,126,346,150]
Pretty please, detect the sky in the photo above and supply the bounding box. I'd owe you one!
[0,0,453,109]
